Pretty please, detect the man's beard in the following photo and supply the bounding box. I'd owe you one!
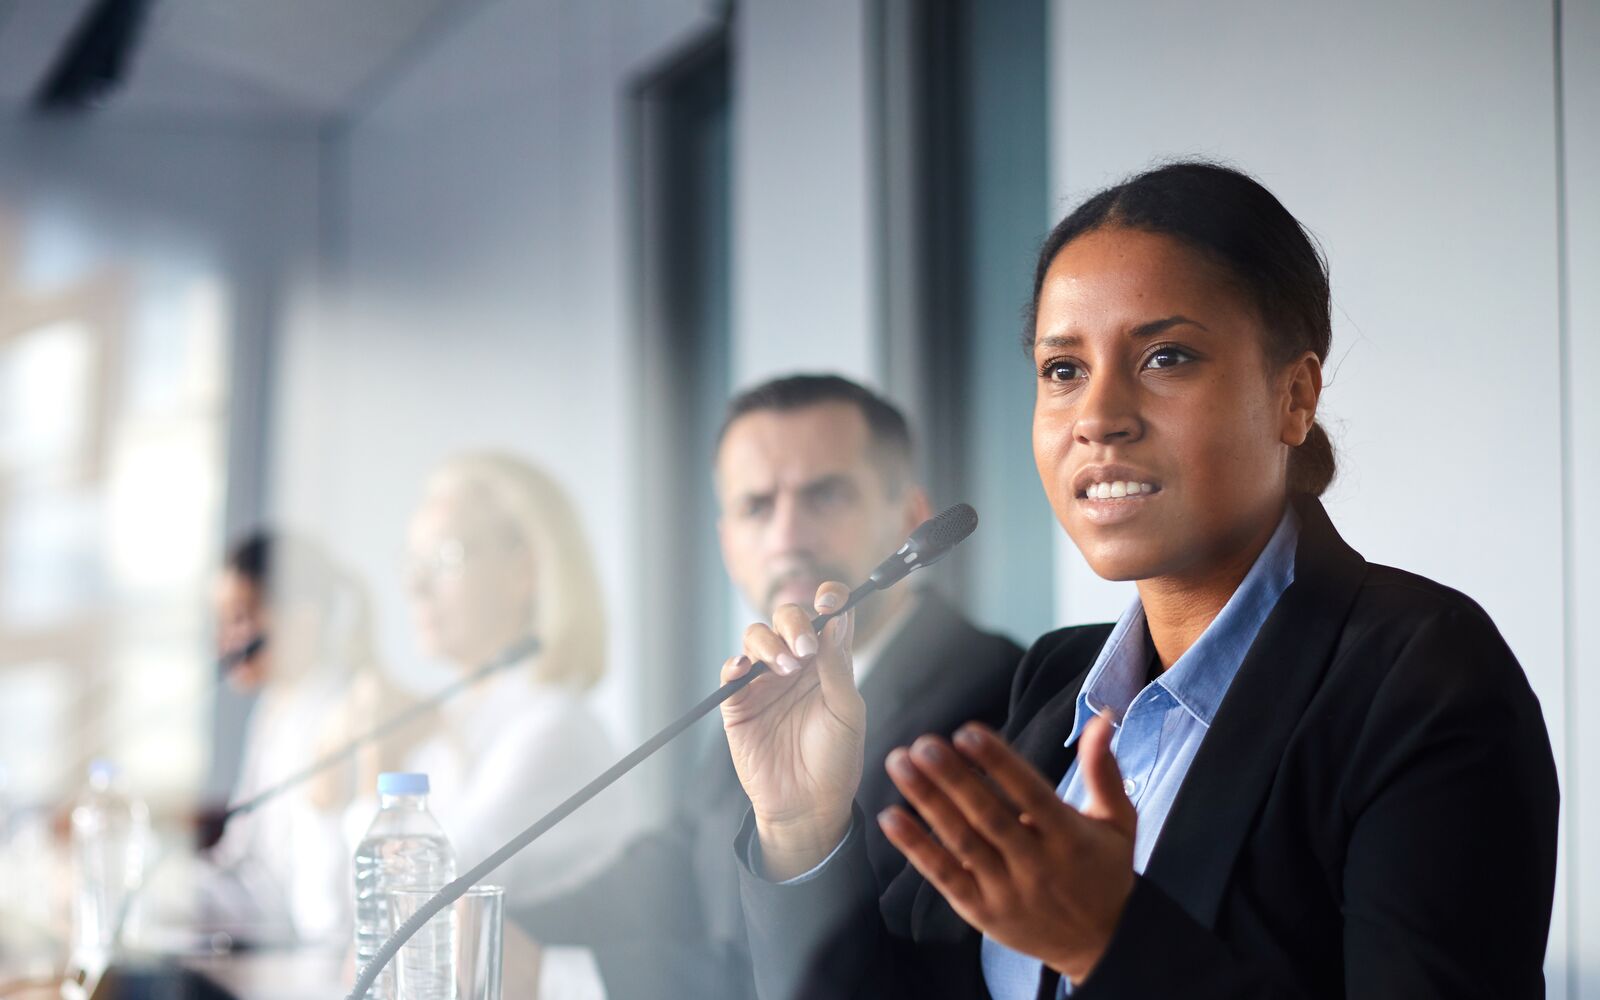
[761,559,885,642]
[762,559,849,615]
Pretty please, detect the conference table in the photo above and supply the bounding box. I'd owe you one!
[178,948,348,1000]
[0,948,346,1000]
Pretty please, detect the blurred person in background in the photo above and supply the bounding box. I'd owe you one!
[512,375,1024,999]
[397,452,631,912]
[203,529,410,946]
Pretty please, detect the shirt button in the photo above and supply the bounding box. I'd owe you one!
[1122,777,1138,797]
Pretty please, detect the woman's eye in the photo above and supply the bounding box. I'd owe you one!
[1144,346,1194,370]
[1039,359,1083,382]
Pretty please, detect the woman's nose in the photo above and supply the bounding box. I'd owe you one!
[1072,373,1143,445]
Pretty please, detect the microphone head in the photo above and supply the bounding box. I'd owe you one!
[217,634,267,674]
[868,503,978,589]
[914,502,978,555]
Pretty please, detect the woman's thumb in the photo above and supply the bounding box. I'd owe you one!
[1077,714,1136,835]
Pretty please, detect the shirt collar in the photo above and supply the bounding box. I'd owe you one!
[1063,504,1300,748]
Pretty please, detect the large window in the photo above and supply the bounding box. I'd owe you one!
[878,0,1055,642]
[0,211,229,815]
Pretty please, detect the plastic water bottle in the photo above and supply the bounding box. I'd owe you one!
[68,760,150,977]
[353,773,456,1000]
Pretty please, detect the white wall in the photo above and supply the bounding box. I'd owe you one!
[732,0,880,387]
[1048,0,1586,993]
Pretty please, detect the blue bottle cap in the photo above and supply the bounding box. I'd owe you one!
[377,772,430,796]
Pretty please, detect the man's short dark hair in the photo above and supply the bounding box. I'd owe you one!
[715,374,915,493]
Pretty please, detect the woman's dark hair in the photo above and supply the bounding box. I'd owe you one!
[224,528,379,675]
[1026,160,1336,497]
[224,529,340,607]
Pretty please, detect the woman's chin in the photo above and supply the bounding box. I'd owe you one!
[1075,540,1172,583]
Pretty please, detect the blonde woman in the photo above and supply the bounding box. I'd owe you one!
[400,452,631,906]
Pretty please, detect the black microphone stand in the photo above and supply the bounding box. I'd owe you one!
[221,633,538,823]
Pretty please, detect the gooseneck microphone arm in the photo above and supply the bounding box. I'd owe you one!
[221,634,540,822]
[344,504,978,1000]
[105,635,543,957]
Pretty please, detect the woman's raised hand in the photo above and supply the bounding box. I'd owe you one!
[878,716,1137,985]
[719,581,865,880]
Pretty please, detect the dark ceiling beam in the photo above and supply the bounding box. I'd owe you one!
[32,0,153,113]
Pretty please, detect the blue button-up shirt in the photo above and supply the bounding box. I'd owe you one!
[981,505,1300,998]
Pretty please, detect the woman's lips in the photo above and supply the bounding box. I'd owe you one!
[1074,482,1163,525]
[1075,479,1159,500]
[1072,464,1162,499]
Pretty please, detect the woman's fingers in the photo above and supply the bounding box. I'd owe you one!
[769,585,857,702]
[1073,715,1137,834]
[771,603,818,666]
[812,581,853,662]
[876,804,982,909]
[813,608,856,708]
[739,582,854,680]
[952,723,1073,834]
[885,743,1007,880]
[905,733,1040,857]
[718,656,769,721]
[720,654,753,683]
[813,581,849,617]
[742,619,801,676]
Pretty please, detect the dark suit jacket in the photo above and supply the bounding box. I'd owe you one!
[513,592,1024,998]
[737,497,1561,999]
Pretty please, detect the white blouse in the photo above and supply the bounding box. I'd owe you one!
[210,668,355,943]
[399,664,634,907]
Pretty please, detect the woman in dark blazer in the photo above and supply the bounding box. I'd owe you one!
[718,161,1559,999]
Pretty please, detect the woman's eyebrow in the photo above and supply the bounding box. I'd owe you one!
[1035,314,1210,351]
[1130,314,1210,338]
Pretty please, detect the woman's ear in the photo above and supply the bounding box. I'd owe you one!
[1281,351,1323,447]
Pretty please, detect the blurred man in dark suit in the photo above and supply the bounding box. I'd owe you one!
[513,374,1023,999]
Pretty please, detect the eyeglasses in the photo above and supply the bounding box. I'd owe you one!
[404,539,470,587]
[404,533,527,587]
